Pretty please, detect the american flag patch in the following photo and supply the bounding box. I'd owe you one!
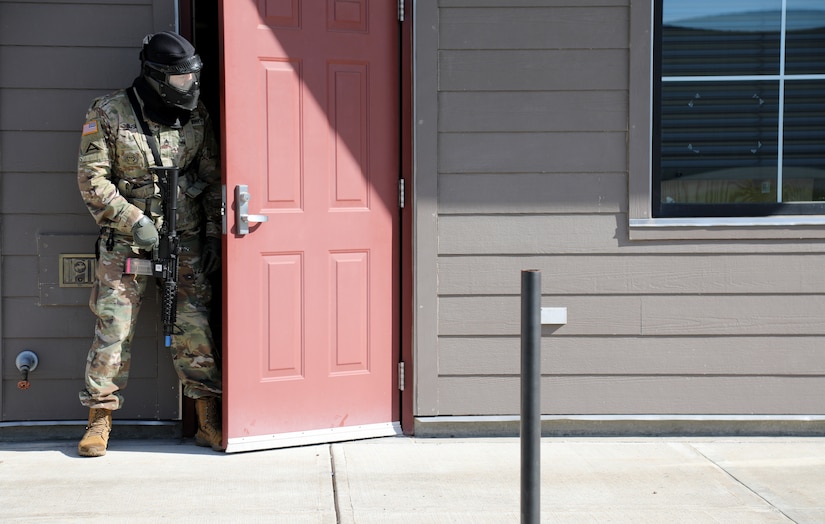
[82,120,99,136]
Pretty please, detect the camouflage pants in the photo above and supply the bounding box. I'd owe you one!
[79,230,222,410]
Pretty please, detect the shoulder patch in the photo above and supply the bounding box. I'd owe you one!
[84,142,102,154]
[82,120,99,136]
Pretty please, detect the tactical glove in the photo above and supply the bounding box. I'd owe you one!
[132,216,159,251]
[201,236,221,275]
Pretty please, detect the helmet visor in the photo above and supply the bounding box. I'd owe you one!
[168,72,199,91]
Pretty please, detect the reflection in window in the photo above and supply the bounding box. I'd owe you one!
[655,0,825,217]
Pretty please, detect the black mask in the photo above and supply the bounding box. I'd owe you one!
[132,77,191,128]
[138,32,202,114]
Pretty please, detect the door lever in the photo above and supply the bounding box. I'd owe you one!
[234,184,269,235]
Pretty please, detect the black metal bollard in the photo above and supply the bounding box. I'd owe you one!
[521,270,541,524]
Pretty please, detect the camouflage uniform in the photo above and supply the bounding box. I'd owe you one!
[77,88,222,410]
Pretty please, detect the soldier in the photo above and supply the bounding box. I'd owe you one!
[76,31,223,456]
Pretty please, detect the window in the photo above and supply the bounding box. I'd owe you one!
[653,0,825,218]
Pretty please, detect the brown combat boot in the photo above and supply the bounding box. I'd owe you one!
[194,397,225,451]
[78,408,112,457]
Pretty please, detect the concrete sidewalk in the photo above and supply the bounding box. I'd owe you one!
[1,436,824,523]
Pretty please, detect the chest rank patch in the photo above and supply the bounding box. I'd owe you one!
[123,152,141,166]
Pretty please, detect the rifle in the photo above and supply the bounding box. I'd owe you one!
[125,166,180,347]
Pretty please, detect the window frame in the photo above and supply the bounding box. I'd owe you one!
[628,0,825,240]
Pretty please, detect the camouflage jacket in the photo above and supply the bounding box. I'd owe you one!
[77,89,221,239]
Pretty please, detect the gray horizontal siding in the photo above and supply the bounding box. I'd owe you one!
[3,0,146,5]
[439,295,825,336]
[439,91,627,133]
[440,7,628,49]
[3,378,174,421]
[439,132,626,173]
[0,2,151,46]
[438,254,825,295]
[438,215,825,254]
[440,49,628,91]
[2,174,90,214]
[0,0,175,421]
[424,0,825,421]
[0,131,81,172]
[1,216,94,256]
[440,0,628,6]
[438,336,825,376]
[2,297,160,338]
[1,256,38,298]
[437,376,825,416]
[0,47,139,90]
[1,89,113,131]
[2,336,160,382]
[0,294,177,420]
[439,173,626,214]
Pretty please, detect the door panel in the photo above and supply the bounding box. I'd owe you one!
[220,0,400,452]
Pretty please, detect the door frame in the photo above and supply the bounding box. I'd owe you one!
[399,7,415,435]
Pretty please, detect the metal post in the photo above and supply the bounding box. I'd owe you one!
[521,270,541,524]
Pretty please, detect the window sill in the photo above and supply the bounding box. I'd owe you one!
[629,216,825,240]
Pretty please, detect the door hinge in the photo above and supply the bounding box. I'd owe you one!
[398,178,405,209]
[398,362,405,391]
[398,0,405,22]
[221,184,227,235]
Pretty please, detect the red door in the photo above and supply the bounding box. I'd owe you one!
[220,1,400,452]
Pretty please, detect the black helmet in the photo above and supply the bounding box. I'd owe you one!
[140,32,203,111]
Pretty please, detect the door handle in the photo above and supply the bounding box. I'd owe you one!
[234,184,269,235]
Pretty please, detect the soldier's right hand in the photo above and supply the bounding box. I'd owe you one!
[132,216,159,251]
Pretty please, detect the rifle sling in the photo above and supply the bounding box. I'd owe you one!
[126,87,164,168]
[126,88,203,198]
